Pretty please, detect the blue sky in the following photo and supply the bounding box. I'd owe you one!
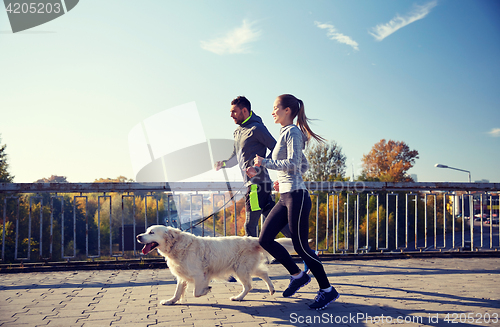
[1,0,499,183]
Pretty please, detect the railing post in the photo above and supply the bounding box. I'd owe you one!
[121,194,136,256]
[47,196,63,260]
[97,194,111,258]
[387,192,399,251]
[314,193,319,251]
[334,193,339,254]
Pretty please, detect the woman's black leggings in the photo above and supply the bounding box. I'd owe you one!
[259,189,330,289]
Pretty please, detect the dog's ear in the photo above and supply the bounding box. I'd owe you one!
[164,228,178,249]
[165,229,172,240]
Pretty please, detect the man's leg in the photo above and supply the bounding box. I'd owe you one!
[245,210,261,237]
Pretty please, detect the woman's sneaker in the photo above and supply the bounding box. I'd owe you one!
[283,273,311,297]
[308,287,340,310]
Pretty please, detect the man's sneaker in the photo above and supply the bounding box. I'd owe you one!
[283,273,311,297]
[308,287,340,310]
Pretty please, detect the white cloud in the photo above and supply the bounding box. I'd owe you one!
[488,128,500,137]
[315,21,359,51]
[369,0,438,41]
[200,20,261,55]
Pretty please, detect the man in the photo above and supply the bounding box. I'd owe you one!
[215,96,291,238]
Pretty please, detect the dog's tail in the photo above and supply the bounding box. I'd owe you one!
[260,238,297,263]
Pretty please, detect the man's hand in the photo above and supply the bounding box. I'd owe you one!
[273,180,279,192]
[214,161,224,171]
[246,167,257,178]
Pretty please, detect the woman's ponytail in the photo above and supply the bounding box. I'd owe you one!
[278,94,325,145]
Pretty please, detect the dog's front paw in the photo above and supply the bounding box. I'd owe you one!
[160,298,178,305]
[230,295,244,301]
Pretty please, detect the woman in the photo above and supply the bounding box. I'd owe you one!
[250,94,339,310]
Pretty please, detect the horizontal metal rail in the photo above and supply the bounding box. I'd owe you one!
[2,181,500,194]
[1,182,499,263]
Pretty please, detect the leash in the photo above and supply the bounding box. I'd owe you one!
[180,181,246,232]
[222,167,236,206]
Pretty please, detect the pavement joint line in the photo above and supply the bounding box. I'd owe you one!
[1,258,499,326]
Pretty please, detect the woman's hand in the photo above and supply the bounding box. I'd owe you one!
[246,167,257,178]
[254,155,263,167]
[273,180,279,192]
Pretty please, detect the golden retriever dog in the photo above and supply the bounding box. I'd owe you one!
[136,225,293,304]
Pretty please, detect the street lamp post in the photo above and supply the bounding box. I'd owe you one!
[434,164,471,182]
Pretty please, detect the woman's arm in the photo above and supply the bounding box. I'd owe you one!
[260,128,303,173]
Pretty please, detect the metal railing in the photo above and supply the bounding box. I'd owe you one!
[1,181,499,262]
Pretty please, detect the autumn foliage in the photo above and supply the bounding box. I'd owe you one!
[361,139,419,182]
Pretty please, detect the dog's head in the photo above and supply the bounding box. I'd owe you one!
[136,225,183,255]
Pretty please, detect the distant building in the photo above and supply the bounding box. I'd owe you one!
[474,179,490,183]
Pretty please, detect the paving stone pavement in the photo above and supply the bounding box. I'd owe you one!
[0,258,499,327]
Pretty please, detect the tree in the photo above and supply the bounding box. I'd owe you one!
[94,176,134,183]
[304,141,347,182]
[35,175,68,183]
[361,139,419,182]
[0,136,14,183]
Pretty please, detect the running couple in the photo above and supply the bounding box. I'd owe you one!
[215,94,339,310]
